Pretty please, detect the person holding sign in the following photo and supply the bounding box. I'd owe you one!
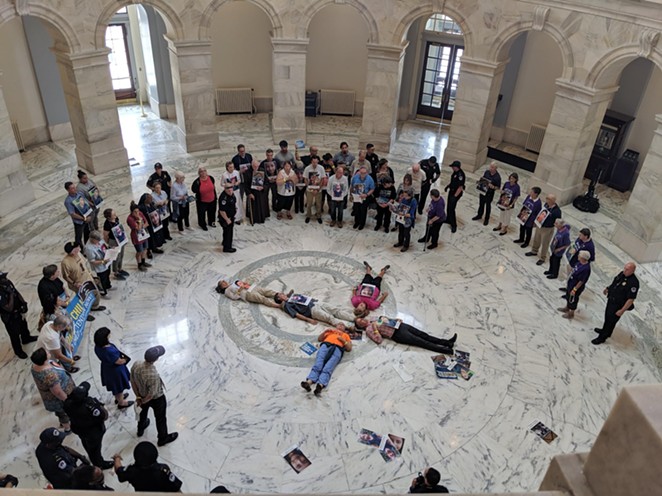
[513,187,542,248]
[525,194,562,266]
[64,182,94,248]
[545,219,571,279]
[303,156,325,224]
[138,194,165,257]
[393,188,418,252]
[557,250,591,320]
[327,164,349,227]
[353,316,456,354]
[351,261,390,317]
[126,203,152,272]
[351,166,376,230]
[473,162,502,226]
[102,209,129,281]
[246,159,269,224]
[76,171,103,230]
[151,181,171,241]
[275,161,297,220]
[493,173,520,235]
[84,231,112,296]
[374,176,397,232]
[300,325,353,396]
[61,242,105,312]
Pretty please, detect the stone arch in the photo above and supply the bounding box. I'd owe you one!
[392,4,474,57]
[585,45,662,89]
[298,0,379,43]
[490,21,574,80]
[0,3,79,51]
[199,0,282,39]
[94,0,185,49]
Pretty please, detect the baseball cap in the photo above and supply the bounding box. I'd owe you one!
[450,160,462,168]
[39,427,64,444]
[154,162,163,169]
[69,381,91,401]
[144,345,166,362]
[0,271,7,279]
[429,156,438,164]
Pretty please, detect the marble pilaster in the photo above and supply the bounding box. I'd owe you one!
[166,40,219,152]
[530,80,618,205]
[52,48,129,174]
[611,115,662,262]
[271,38,308,144]
[358,44,406,152]
[443,58,507,172]
[0,78,35,217]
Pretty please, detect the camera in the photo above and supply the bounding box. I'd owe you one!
[415,472,425,487]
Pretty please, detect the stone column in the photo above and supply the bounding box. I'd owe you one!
[611,114,662,262]
[271,38,308,144]
[358,44,407,152]
[52,48,129,174]
[0,76,35,217]
[531,80,618,205]
[443,58,507,172]
[166,40,219,152]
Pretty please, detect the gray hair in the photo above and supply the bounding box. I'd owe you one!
[578,250,591,261]
[53,315,70,329]
[89,230,102,241]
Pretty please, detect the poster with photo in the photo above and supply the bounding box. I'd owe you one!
[111,224,129,247]
[288,294,312,306]
[307,173,321,190]
[393,202,410,225]
[88,186,104,207]
[136,228,150,242]
[517,206,532,225]
[332,182,344,199]
[351,183,364,203]
[300,342,317,356]
[251,171,265,190]
[377,316,401,329]
[72,196,92,217]
[358,284,377,298]
[296,169,306,189]
[265,161,278,183]
[148,210,163,232]
[282,445,312,474]
[534,208,550,228]
[529,421,559,444]
[476,177,491,195]
[357,428,382,448]
[497,190,513,210]
[158,205,170,222]
[378,437,399,462]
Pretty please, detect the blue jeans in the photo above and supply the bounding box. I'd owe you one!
[307,343,343,386]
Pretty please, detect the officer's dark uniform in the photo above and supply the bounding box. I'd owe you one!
[0,273,35,358]
[444,162,465,233]
[117,462,183,492]
[35,429,87,489]
[218,190,237,252]
[418,158,440,214]
[596,270,639,343]
[64,383,109,468]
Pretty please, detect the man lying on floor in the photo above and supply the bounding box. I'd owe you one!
[352,316,457,354]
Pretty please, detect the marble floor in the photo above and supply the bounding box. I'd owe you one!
[0,106,660,494]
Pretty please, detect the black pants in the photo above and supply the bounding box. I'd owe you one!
[267,182,278,210]
[196,200,216,227]
[294,188,306,213]
[446,193,461,230]
[330,200,344,222]
[79,430,105,467]
[177,203,190,231]
[518,225,533,244]
[398,223,411,247]
[392,323,453,354]
[418,183,431,215]
[221,220,234,250]
[0,313,31,355]
[598,299,624,340]
[375,206,391,230]
[565,285,585,310]
[276,195,294,212]
[476,192,494,221]
[162,218,171,239]
[361,273,382,290]
[423,222,443,245]
[73,222,90,248]
[354,202,369,228]
[97,269,111,292]
[548,255,562,277]
[138,395,169,442]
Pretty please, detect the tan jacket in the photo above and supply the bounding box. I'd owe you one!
[60,254,94,291]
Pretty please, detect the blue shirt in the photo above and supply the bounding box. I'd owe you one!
[550,227,571,257]
[568,262,591,289]
[351,174,375,193]
[503,183,521,204]
[522,196,542,227]
[568,238,596,266]
[427,197,446,223]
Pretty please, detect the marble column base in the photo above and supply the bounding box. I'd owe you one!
[584,385,662,496]
[271,125,306,146]
[611,224,662,262]
[357,128,396,153]
[0,153,35,217]
[444,145,489,173]
[175,127,220,153]
[75,143,129,175]
[539,453,594,496]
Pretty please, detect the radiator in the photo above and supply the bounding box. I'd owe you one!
[319,89,355,116]
[215,88,255,114]
[525,124,547,153]
[11,121,25,151]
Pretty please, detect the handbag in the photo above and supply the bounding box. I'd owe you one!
[119,351,131,365]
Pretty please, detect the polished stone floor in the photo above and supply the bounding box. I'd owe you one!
[0,106,660,494]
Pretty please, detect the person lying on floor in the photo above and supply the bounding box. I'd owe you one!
[352,316,457,354]
[215,279,285,308]
[351,261,390,318]
[300,324,353,396]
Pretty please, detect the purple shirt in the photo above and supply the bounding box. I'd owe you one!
[427,197,446,223]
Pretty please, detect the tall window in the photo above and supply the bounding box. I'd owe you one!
[105,24,136,99]
[425,14,462,35]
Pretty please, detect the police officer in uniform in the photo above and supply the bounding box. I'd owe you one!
[593,262,639,345]
[218,184,237,253]
[63,381,115,469]
[418,156,441,215]
[113,441,183,492]
[444,160,465,233]
[0,271,37,359]
[36,427,90,489]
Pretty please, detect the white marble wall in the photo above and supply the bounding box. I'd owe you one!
[531,80,617,205]
[611,115,662,262]
[358,44,406,151]
[444,58,506,171]
[167,40,220,152]
[52,48,129,174]
[0,81,35,217]
[271,38,308,144]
